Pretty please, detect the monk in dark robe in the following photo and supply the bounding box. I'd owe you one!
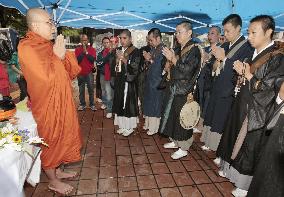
[112,29,141,137]
[202,14,253,155]
[159,21,202,160]
[247,81,284,197]
[220,15,284,197]
[18,8,82,195]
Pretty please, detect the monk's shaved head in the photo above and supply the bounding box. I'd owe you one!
[27,8,50,28]
[26,8,56,40]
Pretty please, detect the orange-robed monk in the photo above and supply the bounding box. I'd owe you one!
[18,8,82,195]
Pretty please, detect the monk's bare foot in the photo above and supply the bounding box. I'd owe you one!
[48,179,73,196]
[56,168,78,179]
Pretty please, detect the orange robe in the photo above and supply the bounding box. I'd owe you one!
[18,31,82,170]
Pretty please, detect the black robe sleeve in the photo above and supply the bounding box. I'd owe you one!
[249,54,284,107]
[172,46,201,95]
[125,48,141,82]
[248,54,284,131]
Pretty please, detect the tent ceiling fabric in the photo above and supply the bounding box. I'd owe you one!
[0,0,283,33]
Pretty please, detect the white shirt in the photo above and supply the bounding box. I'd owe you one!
[252,41,274,60]
[276,94,283,105]
[229,35,243,49]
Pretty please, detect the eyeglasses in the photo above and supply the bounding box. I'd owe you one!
[174,30,187,36]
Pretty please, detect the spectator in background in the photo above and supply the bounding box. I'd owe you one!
[0,59,9,97]
[219,34,226,45]
[109,36,119,88]
[138,36,151,114]
[8,37,28,101]
[92,34,103,103]
[75,34,97,111]
[97,37,113,118]
[0,39,12,97]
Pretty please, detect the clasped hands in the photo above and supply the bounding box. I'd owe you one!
[53,34,66,60]
[142,51,152,62]
[116,50,127,64]
[233,60,253,81]
[162,47,177,65]
[211,45,225,62]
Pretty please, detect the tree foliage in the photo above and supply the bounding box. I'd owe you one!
[61,27,81,37]
[0,5,27,36]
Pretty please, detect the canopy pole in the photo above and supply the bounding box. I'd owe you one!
[57,0,65,5]
[53,9,57,23]
[276,26,284,30]
[16,0,29,10]
[57,0,72,22]
[60,17,89,24]
[182,16,207,26]
[231,0,236,13]
[155,22,175,31]
[275,13,284,19]
[94,12,123,18]
[37,0,44,8]
[58,6,123,28]
[124,11,152,22]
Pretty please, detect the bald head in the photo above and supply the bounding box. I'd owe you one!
[26,8,55,40]
[27,8,50,28]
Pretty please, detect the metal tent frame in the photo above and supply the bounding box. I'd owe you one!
[2,0,284,32]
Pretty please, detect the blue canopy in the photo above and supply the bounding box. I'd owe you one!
[0,0,283,34]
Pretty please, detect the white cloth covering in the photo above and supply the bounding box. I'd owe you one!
[114,114,139,130]
[0,111,41,194]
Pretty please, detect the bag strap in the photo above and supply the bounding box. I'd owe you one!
[122,46,136,74]
[250,49,284,73]
[184,44,204,102]
[176,44,195,61]
[124,46,136,59]
[212,39,247,76]
[226,39,247,59]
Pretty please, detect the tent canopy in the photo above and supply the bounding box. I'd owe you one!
[0,0,283,34]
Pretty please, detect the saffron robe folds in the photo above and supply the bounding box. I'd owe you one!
[18,31,82,169]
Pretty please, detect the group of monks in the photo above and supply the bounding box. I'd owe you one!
[14,6,284,197]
